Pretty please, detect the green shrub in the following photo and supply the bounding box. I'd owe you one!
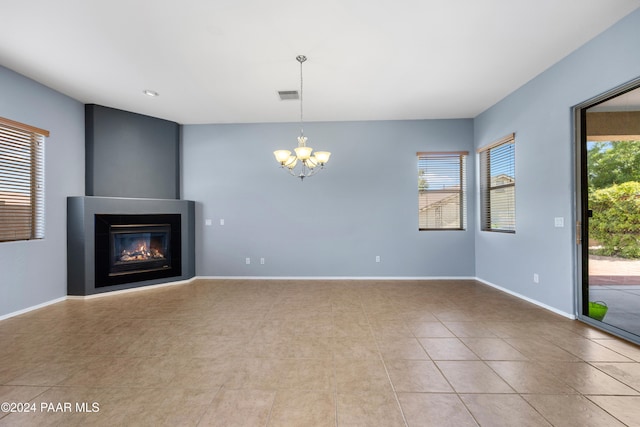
[589,181,640,259]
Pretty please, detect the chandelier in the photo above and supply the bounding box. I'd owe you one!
[273,55,331,180]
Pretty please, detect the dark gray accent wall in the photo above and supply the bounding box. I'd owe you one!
[85,104,180,199]
[67,196,195,296]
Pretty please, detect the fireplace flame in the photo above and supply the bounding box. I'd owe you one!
[118,239,165,262]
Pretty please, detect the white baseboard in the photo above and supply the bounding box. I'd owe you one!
[1,276,574,321]
[201,276,576,319]
[0,278,201,320]
[195,276,476,281]
[0,296,67,321]
[67,277,198,300]
[474,277,576,320]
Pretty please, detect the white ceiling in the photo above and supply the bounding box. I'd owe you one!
[1,0,639,124]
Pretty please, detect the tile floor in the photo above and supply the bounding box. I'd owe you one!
[1,279,640,426]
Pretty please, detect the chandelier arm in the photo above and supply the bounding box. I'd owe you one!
[278,160,326,179]
[304,165,321,178]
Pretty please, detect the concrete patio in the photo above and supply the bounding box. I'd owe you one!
[589,256,640,338]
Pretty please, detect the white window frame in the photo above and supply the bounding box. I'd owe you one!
[418,151,468,231]
[478,133,515,233]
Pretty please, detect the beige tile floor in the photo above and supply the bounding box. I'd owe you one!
[1,279,640,426]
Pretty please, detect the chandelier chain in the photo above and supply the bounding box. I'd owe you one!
[299,56,304,136]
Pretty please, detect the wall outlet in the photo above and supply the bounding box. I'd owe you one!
[220,219,225,226]
[533,273,539,283]
[554,217,564,228]
[205,219,212,226]
[375,255,381,263]
[245,257,250,265]
[260,257,265,265]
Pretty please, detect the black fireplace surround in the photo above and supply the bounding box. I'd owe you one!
[94,214,182,287]
[67,196,195,296]
[68,106,193,296]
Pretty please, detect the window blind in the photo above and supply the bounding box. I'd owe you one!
[417,151,468,230]
[0,117,48,242]
[478,134,515,232]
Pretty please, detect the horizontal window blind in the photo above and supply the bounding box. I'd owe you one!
[418,151,468,230]
[0,117,48,242]
[479,134,515,232]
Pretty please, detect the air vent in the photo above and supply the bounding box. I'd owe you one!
[278,90,299,100]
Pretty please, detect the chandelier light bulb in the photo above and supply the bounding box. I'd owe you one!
[274,150,292,164]
[314,151,331,164]
[294,145,313,160]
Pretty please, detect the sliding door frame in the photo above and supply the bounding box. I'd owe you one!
[573,76,640,344]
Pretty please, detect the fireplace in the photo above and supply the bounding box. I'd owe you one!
[95,214,182,287]
[110,224,171,274]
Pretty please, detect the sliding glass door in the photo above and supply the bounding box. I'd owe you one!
[576,80,640,344]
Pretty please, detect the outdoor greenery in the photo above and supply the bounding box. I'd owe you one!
[588,141,640,189]
[418,169,428,190]
[590,181,640,258]
[589,141,640,258]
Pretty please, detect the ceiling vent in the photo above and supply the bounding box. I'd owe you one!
[278,90,299,100]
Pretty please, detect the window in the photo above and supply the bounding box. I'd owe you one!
[418,151,468,230]
[0,117,48,242]
[478,133,515,232]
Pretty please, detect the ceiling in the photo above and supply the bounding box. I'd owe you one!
[1,0,639,125]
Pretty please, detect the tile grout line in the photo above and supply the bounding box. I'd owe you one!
[3,279,640,425]
[415,318,481,426]
[331,299,339,427]
[480,325,636,426]
[361,299,409,427]
[195,384,224,427]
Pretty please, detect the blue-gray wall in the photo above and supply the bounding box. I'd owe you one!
[0,66,84,317]
[474,9,640,315]
[1,7,640,318]
[182,119,476,277]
